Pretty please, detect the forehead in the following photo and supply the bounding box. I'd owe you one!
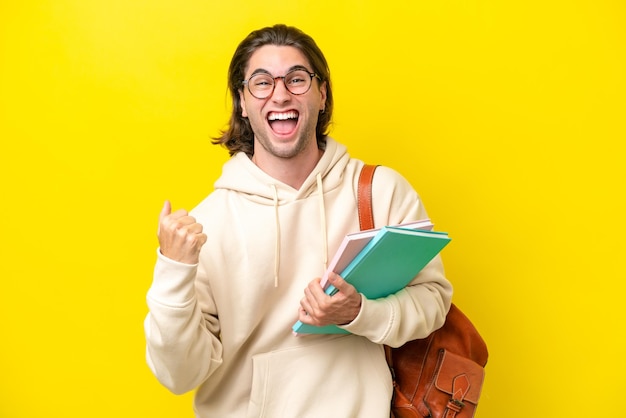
[245,45,312,76]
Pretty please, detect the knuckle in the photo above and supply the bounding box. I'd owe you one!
[318,298,332,311]
[185,233,200,246]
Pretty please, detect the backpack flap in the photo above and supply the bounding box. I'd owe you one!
[423,349,485,418]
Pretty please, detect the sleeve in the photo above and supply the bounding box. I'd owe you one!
[339,166,453,347]
[144,249,223,394]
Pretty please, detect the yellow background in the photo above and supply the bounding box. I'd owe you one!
[1,1,624,417]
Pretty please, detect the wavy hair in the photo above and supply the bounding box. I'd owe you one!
[212,24,333,156]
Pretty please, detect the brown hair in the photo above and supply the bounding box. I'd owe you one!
[212,24,333,156]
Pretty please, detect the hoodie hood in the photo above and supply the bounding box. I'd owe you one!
[214,137,350,204]
[213,137,350,287]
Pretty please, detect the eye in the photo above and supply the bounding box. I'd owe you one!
[251,75,273,89]
[286,70,309,86]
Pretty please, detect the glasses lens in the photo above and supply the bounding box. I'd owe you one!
[284,70,311,95]
[248,74,274,98]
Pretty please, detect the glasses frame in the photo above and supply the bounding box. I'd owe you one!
[242,69,321,99]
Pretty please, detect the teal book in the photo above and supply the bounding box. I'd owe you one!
[292,226,451,335]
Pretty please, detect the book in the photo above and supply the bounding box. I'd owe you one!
[292,225,451,335]
[319,219,434,290]
[292,221,433,336]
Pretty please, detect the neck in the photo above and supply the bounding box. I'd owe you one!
[252,145,323,190]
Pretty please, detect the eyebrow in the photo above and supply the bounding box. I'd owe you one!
[249,65,311,78]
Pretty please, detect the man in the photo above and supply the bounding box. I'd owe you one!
[145,24,452,417]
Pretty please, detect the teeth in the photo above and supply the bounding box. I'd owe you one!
[268,111,298,121]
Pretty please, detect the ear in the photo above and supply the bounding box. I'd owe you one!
[239,89,248,118]
[319,81,327,112]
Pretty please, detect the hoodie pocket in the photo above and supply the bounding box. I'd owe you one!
[247,335,392,418]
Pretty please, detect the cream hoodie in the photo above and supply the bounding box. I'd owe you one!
[144,138,452,418]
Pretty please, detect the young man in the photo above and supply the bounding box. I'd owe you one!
[145,24,452,417]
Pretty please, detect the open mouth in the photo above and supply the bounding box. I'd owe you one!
[268,111,299,135]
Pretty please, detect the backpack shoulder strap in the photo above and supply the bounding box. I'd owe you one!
[357,164,395,369]
[357,164,378,231]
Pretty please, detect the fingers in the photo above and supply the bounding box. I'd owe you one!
[299,274,362,326]
[300,278,324,318]
[157,201,207,264]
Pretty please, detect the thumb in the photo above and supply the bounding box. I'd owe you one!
[328,272,357,296]
[328,272,346,290]
[159,200,172,223]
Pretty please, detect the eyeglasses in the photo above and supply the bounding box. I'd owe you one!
[242,69,321,99]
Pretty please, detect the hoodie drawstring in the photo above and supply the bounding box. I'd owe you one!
[271,184,280,287]
[270,174,327,288]
[316,173,328,272]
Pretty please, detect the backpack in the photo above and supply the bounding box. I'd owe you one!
[357,164,488,418]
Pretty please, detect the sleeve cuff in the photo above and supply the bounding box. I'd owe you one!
[147,249,199,306]
[339,294,394,343]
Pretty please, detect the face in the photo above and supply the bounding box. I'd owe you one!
[239,45,327,160]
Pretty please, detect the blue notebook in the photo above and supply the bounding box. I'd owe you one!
[292,226,450,334]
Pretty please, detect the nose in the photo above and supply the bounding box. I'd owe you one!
[270,77,291,102]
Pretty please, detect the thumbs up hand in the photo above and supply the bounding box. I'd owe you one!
[157,200,208,265]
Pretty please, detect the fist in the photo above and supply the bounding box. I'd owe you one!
[157,200,208,264]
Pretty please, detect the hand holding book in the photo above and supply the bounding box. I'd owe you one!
[292,221,451,335]
[297,272,363,329]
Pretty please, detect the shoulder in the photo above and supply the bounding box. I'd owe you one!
[367,165,416,195]
[345,161,419,202]
[364,164,427,223]
[188,189,229,225]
